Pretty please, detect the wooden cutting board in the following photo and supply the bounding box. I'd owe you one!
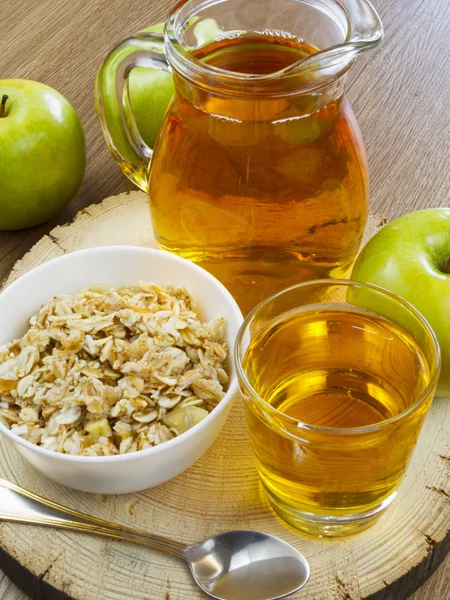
[0,191,448,600]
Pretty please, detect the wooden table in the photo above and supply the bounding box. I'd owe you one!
[0,0,448,598]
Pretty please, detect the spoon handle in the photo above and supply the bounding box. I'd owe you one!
[0,478,186,558]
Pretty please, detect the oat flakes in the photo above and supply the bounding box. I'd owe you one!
[0,282,228,456]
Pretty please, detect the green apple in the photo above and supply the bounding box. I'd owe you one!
[95,23,173,154]
[0,80,85,230]
[130,19,224,148]
[97,19,223,150]
[128,23,175,149]
[351,208,450,396]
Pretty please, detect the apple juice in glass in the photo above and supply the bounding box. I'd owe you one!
[235,281,440,536]
[96,0,383,314]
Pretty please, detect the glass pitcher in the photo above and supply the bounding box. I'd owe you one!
[96,0,383,315]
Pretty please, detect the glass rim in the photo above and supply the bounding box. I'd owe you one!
[235,279,441,436]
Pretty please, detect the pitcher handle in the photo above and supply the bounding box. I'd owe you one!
[95,32,171,193]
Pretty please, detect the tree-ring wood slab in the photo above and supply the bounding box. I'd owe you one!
[0,191,448,600]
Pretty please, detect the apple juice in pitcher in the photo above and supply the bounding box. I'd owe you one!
[148,35,368,313]
[96,0,383,314]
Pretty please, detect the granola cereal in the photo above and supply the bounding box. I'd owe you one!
[0,282,229,456]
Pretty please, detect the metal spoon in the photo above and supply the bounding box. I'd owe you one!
[0,479,309,600]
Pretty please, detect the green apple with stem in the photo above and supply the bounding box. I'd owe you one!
[0,80,85,230]
[352,208,450,396]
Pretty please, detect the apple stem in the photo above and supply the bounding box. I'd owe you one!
[0,95,8,118]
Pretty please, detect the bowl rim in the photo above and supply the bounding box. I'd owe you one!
[0,245,243,463]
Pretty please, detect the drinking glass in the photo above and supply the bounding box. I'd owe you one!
[235,280,440,536]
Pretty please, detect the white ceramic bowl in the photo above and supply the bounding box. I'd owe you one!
[0,246,243,494]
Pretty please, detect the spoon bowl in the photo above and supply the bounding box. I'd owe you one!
[187,530,310,600]
[0,479,309,599]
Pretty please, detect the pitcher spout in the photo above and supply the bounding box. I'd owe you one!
[341,0,384,47]
[267,0,383,86]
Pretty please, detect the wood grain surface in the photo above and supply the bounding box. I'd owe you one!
[0,0,449,598]
[0,192,448,600]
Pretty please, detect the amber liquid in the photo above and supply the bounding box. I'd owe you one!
[242,306,432,529]
[148,36,368,314]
